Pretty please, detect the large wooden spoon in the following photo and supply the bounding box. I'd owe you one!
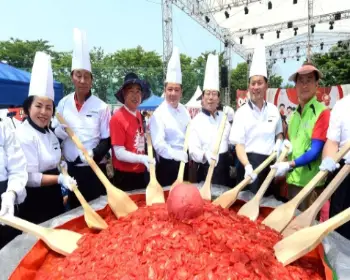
[199,108,228,201]
[145,133,165,205]
[282,164,350,237]
[238,146,290,221]
[274,206,350,266]
[170,124,191,191]
[56,113,138,218]
[212,152,277,209]
[60,166,108,230]
[0,215,82,256]
[263,141,350,232]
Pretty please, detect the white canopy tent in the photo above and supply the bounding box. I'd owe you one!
[185,85,202,108]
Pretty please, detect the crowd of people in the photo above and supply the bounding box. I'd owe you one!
[0,29,350,253]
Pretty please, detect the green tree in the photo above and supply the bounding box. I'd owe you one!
[268,74,283,88]
[311,44,350,86]
[283,83,294,89]
[0,38,54,69]
[230,62,248,94]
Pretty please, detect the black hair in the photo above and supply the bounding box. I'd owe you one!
[200,90,221,99]
[164,82,182,89]
[71,70,93,79]
[279,103,285,108]
[249,76,268,83]
[23,96,56,117]
[287,106,293,110]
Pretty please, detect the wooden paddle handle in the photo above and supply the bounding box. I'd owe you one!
[177,124,191,182]
[146,133,156,178]
[255,147,290,201]
[60,165,91,209]
[55,113,113,192]
[292,141,350,206]
[0,215,47,238]
[320,206,350,235]
[303,164,350,222]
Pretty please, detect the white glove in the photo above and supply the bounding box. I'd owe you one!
[283,139,293,155]
[171,150,188,163]
[138,155,156,172]
[78,149,93,164]
[205,151,219,167]
[244,164,257,183]
[54,123,69,140]
[58,174,77,191]
[273,139,283,158]
[319,157,340,172]
[270,162,291,177]
[0,191,16,220]
[345,152,350,165]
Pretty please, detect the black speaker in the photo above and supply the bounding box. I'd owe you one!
[221,66,229,88]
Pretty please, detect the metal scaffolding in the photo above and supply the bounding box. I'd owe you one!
[161,0,173,76]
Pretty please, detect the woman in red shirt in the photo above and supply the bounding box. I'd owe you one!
[110,73,153,191]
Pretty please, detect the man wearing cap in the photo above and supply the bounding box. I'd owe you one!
[53,29,111,209]
[189,54,232,186]
[272,63,330,210]
[110,73,154,191]
[229,41,284,196]
[149,47,191,187]
[318,95,350,238]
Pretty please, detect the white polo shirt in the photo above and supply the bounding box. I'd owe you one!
[189,110,231,163]
[149,101,191,160]
[229,100,283,156]
[327,95,350,150]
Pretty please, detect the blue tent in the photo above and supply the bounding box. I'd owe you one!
[0,62,63,107]
[138,94,164,111]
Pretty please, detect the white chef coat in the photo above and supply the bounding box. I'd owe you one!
[229,100,283,156]
[327,95,350,150]
[189,110,231,163]
[149,101,191,160]
[16,119,61,187]
[55,93,111,164]
[0,118,27,203]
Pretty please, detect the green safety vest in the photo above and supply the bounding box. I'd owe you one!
[287,96,326,187]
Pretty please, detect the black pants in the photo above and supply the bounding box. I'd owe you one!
[196,152,231,187]
[156,156,189,187]
[330,160,350,239]
[0,180,21,249]
[236,152,277,197]
[67,163,107,210]
[20,169,65,225]
[113,169,150,192]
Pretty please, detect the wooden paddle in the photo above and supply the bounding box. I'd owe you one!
[263,141,350,232]
[145,133,165,205]
[55,113,138,218]
[0,215,82,256]
[170,124,191,191]
[282,164,350,237]
[238,146,290,221]
[274,206,350,266]
[212,152,277,209]
[60,166,108,230]
[199,107,228,201]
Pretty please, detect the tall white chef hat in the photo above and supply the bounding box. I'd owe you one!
[165,46,182,84]
[203,54,219,91]
[249,39,267,79]
[28,51,54,101]
[71,28,91,72]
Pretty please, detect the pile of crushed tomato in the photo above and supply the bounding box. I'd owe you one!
[35,202,325,280]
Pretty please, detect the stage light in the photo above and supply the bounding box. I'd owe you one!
[293,0,297,4]
[280,48,284,54]
[297,46,300,53]
[269,49,272,56]
[240,36,243,44]
[244,6,249,14]
[205,16,210,23]
[329,21,334,30]
[320,42,324,50]
[276,30,281,39]
[294,27,298,36]
[260,33,264,39]
[268,1,272,9]
[224,11,229,19]
[284,58,286,63]
[311,24,315,33]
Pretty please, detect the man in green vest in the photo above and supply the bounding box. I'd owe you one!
[271,63,330,210]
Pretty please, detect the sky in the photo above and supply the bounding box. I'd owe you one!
[0,0,302,84]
